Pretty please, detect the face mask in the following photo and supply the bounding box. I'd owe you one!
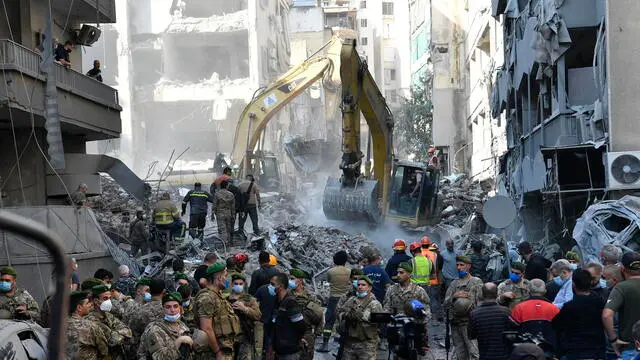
[232,285,244,294]
[182,300,191,307]
[356,291,368,298]
[223,279,230,289]
[288,280,297,289]
[599,278,608,289]
[569,264,578,271]
[105,283,112,290]
[458,270,468,278]
[379,259,385,266]
[509,273,521,283]
[352,280,358,289]
[553,276,567,286]
[0,281,11,292]
[164,313,181,323]
[267,284,277,296]
[144,292,152,302]
[100,299,113,312]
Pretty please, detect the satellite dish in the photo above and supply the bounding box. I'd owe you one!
[482,195,517,229]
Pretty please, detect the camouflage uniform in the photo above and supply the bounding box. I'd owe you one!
[444,276,483,360]
[337,288,357,309]
[86,309,132,358]
[0,288,40,321]
[66,313,109,360]
[182,301,196,331]
[229,293,262,360]
[192,288,241,360]
[212,189,235,245]
[291,289,324,360]
[110,296,132,321]
[383,282,431,317]
[497,278,531,310]
[337,294,383,360]
[129,218,151,258]
[129,299,164,342]
[138,319,191,360]
[70,190,87,206]
[114,275,138,298]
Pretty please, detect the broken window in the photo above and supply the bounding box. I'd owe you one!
[599,214,631,235]
[542,145,606,192]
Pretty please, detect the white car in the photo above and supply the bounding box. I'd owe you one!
[0,320,49,360]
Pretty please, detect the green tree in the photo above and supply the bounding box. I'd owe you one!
[395,74,433,161]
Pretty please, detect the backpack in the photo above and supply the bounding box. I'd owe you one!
[302,299,324,327]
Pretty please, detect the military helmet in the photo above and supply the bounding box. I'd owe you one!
[452,297,474,318]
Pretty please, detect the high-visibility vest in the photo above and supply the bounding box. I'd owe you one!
[422,249,440,285]
[411,256,432,285]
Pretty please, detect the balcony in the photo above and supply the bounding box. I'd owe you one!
[0,39,122,140]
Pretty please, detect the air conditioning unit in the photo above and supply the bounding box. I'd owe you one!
[605,151,640,190]
[76,25,101,46]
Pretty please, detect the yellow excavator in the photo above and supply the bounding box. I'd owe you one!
[232,36,439,226]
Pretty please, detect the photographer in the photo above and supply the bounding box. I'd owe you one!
[337,276,383,359]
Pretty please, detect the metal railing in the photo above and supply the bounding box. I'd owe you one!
[0,39,120,109]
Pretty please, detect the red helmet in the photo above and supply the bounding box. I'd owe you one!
[392,239,407,251]
[421,236,431,246]
[428,147,436,153]
[409,242,422,253]
[233,252,249,264]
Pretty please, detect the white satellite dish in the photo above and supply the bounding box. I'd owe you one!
[482,195,517,229]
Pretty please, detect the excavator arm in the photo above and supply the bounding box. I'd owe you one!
[322,39,394,223]
[231,37,343,176]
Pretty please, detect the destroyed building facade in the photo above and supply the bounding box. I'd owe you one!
[491,0,640,249]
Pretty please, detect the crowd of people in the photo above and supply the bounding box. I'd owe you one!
[2,233,640,360]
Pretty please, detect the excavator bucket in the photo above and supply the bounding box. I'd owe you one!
[322,177,382,223]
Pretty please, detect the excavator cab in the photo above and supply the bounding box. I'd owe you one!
[246,152,280,192]
[386,161,440,227]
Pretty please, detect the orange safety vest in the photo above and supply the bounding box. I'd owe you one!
[421,248,440,285]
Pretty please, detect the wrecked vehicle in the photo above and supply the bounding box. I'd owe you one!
[573,195,640,264]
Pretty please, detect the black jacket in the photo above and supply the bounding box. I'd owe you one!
[468,301,512,360]
[553,293,606,359]
[524,253,551,282]
[248,265,278,295]
[272,294,306,355]
[182,189,213,215]
[385,252,412,280]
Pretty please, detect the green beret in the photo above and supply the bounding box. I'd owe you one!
[230,272,246,281]
[205,261,227,277]
[358,275,373,286]
[70,291,90,310]
[174,272,189,281]
[162,291,183,304]
[397,262,413,274]
[456,255,472,264]
[81,278,103,291]
[565,251,580,262]
[350,268,365,277]
[91,285,110,296]
[511,262,526,272]
[289,268,309,279]
[0,267,17,277]
[137,277,152,287]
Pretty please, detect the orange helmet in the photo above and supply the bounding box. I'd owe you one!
[268,255,278,266]
[392,239,407,251]
[233,252,249,264]
[421,236,431,246]
[409,242,422,253]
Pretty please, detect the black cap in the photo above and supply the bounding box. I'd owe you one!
[622,251,640,270]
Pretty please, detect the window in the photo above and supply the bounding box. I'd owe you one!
[361,37,368,46]
[360,1,366,8]
[383,2,394,15]
[390,69,396,81]
[361,19,368,27]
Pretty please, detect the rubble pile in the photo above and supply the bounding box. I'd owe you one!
[438,174,490,229]
[260,192,308,228]
[90,176,145,243]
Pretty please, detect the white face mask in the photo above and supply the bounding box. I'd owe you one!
[99,299,113,312]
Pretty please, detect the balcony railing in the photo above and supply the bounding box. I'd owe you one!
[0,39,120,110]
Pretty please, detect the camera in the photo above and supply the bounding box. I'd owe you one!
[371,300,428,360]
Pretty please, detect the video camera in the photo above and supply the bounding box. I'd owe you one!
[371,300,428,360]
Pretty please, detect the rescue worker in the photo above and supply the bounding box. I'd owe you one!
[227,252,249,274]
[153,192,181,252]
[138,292,193,360]
[238,174,261,236]
[129,209,150,258]
[70,183,89,207]
[409,241,434,291]
[425,241,445,321]
[177,283,196,331]
[0,266,40,321]
[66,290,109,360]
[444,255,483,360]
[289,268,324,360]
[228,272,262,360]
[212,180,236,246]
[319,250,351,352]
[212,166,233,193]
[385,239,412,281]
[86,285,133,359]
[383,262,431,351]
[193,262,241,360]
[271,272,306,360]
[496,262,531,310]
[129,278,165,352]
[248,251,278,295]
[337,275,383,360]
[337,268,365,309]
[182,182,214,239]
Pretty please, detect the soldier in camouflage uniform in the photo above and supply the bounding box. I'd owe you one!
[228,272,262,360]
[86,285,133,360]
[289,268,324,360]
[177,283,196,331]
[193,262,241,360]
[0,267,40,321]
[444,256,483,360]
[497,262,531,310]
[337,276,383,360]
[212,180,236,245]
[66,290,109,360]
[138,292,194,360]
[110,284,134,320]
[337,268,365,309]
[129,278,165,352]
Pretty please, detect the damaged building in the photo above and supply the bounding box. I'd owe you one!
[127,0,293,174]
[491,0,640,250]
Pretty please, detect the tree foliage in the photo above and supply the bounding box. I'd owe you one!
[395,74,433,161]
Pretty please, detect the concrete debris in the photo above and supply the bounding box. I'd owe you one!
[166,10,248,33]
[437,173,489,229]
[156,73,250,88]
[260,193,308,229]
